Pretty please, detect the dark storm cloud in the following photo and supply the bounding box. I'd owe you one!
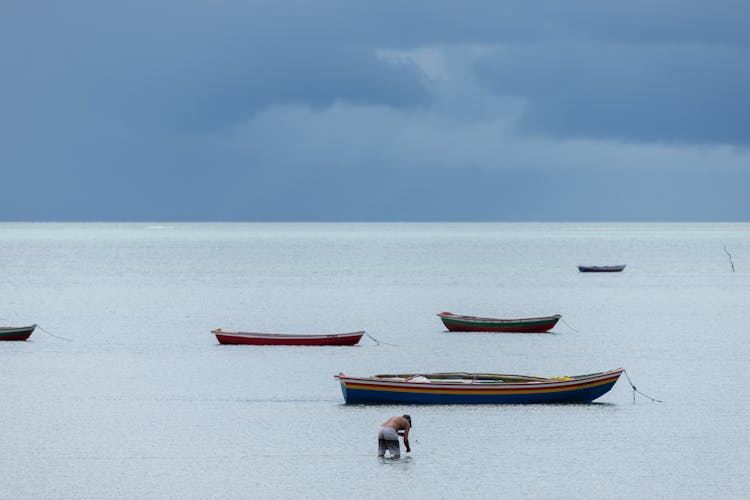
[8,0,746,134]
[1,0,748,221]
[474,42,750,144]
[1,1,430,133]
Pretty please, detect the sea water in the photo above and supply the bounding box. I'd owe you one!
[1,222,748,499]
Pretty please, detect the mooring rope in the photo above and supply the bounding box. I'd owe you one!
[365,332,399,346]
[559,317,579,333]
[723,245,735,272]
[623,369,662,403]
[37,324,73,342]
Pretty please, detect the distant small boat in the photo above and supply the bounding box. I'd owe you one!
[335,368,624,404]
[437,312,561,333]
[211,329,365,346]
[0,324,36,341]
[578,265,626,273]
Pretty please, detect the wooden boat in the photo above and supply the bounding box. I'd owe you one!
[211,329,365,346]
[0,324,36,341]
[437,312,561,333]
[335,368,624,404]
[578,265,626,273]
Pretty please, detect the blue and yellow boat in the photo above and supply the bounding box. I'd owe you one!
[335,368,623,404]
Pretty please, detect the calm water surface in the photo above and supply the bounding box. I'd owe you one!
[1,223,748,499]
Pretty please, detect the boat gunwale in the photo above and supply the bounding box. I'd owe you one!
[436,312,561,324]
[0,324,37,334]
[212,329,365,340]
[335,368,624,391]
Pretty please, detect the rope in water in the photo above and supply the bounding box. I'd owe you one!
[365,332,399,346]
[559,317,579,333]
[623,369,662,403]
[723,245,735,272]
[37,324,73,341]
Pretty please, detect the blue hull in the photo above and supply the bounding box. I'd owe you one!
[339,381,617,405]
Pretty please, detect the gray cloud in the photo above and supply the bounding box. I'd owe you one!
[474,42,750,144]
[1,1,748,221]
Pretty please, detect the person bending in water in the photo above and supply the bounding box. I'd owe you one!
[378,415,411,458]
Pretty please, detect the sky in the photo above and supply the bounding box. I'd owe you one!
[1,1,749,221]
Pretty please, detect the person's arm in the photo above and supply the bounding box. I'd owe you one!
[403,428,410,452]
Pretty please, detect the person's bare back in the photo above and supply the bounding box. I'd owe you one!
[382,415,410,432]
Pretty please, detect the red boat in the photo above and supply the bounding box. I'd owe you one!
[437,312,561,333]
[212,329,365,346]
[0,324,37,341]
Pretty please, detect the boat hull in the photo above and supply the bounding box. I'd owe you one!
[0,325,36,341]
[437,313,560,333]
[212,330,364,346]
[578,265,626,273]
[336,369,623,405]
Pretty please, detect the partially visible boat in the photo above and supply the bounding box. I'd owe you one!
[334,368,624,404]
[212,329,365,346]
[578,265,626,273]
[0,324,36,341]
[437,312,561,333]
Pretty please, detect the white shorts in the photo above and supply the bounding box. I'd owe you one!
[378,426,400,457]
